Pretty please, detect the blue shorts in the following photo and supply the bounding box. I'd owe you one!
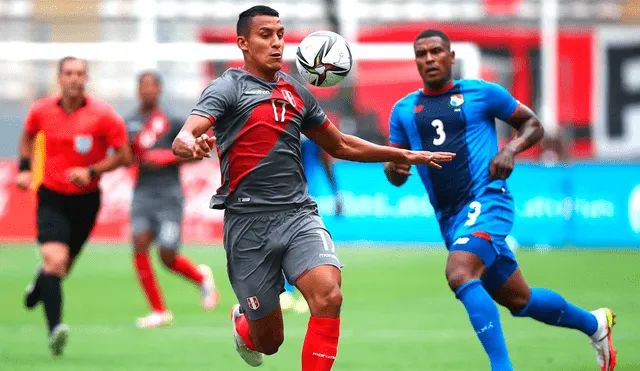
[440,187,518,293]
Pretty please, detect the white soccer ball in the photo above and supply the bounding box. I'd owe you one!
[295,31,352,88]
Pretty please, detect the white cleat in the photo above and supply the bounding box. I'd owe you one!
[280,292,295,312]
[230,304,263,367]
[49,324,69,356]
[294,297,309,314]
[590,308,617,371]
[198,264,219,311]
[136,311,174,329]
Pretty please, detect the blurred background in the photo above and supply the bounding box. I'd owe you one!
[1,0,639,247]
[1,2,640,371]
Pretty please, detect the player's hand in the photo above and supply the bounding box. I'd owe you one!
[67,167,92,187]
[405,151,456,169]
[384,162,412,176]
[192,134,216,160]
[15,171,32,190]
[490,148,516,180]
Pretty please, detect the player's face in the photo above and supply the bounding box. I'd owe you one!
[58,59,87,99]
[238,15,285,78]
[414,36,455,89]
[138,75,161,107]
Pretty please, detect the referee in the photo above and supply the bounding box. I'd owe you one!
[14,57,132,356]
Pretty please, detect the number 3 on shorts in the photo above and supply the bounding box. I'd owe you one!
[464,201,482,226]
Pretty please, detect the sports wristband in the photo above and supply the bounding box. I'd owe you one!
[88,166,97,178]
[18,157,31,171]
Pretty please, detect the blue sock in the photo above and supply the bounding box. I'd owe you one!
[284,277,295,294]
[513,287,598,336]
[456,280,513,371]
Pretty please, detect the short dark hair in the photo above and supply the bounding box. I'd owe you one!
[237,5,279,37]
[138,70,162,87]
[415,29,451,50]
[58,56,86,74]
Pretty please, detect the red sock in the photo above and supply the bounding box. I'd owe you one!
[169,255,205,284]
[134,254,165,312]
[235,313,257,350]
[302,317,340,371]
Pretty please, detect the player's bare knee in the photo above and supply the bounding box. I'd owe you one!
[308,285,343,317]
[42,248,69,277]
[446,267,475,293]
[158,249,176,268]
[254,332,284,355]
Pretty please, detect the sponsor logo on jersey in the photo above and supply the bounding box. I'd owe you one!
[244,89,271,95]
[449,94,464,107]
[413,104,424,113]
[629,184,640,233]
[453,237,470,245]
[74,135,93,154]
[247,296,260,310]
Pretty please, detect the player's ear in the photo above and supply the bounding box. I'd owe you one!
[237,36,249,53]
[449,50,455,65]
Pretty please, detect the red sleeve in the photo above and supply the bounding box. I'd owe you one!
[104,108,128,148]
[24,103,40,135]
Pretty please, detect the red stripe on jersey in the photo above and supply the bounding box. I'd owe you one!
[226,79,305,194]
[507,102,522,120]
[472,231,492,242]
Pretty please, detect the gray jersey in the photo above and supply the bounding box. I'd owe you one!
[126,109,183,203]
[192,68,329,213]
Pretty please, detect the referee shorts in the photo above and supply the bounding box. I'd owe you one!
[37,185,101,259]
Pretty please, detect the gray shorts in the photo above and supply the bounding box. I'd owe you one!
[131,198,183,250]
[224,203,341,320]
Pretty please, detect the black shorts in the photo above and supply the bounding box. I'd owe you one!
[37,185,101,258]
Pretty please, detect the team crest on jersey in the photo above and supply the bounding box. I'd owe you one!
[247,296,260,310]
[449,94,464,107]
[74,135,93,154]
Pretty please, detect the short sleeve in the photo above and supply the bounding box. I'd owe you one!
[24,104,40,135]
[301,94,329,132]
[483,81,520,122]
[389,103,409,147]
[191,77,236,124]
[104,108,128,148]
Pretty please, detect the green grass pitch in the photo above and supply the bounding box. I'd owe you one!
[1,244,639,370]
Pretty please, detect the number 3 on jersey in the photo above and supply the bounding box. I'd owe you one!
[431,119,446,146]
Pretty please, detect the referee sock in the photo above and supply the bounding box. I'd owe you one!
[40,274,62,334]
[169,255,205,284]
[513,287,598,336]
[302,317,340,371]
[134,254,166,312]
[456,280,513,371]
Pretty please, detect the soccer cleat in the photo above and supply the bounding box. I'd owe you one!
[294,297,309,314]
[49,324,69,356]
[198,264,219,311]
[280,292,295,312]
[230,304,263,367]
[24,266,43,310]
[136,311,174,329]
[590,308,617,371]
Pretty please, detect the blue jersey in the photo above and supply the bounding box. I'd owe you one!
[389,80,520,221]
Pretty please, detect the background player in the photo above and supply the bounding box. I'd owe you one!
[126,71,219,328]
[15,56,132,356]
[384,29,617,371]
[172,6,455,370]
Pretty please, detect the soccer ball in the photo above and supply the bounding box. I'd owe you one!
[295,31,352,88]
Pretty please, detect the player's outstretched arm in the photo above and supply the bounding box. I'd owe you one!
[490,103,544,180]
[172,114,216,160]
[304,121,455,168]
